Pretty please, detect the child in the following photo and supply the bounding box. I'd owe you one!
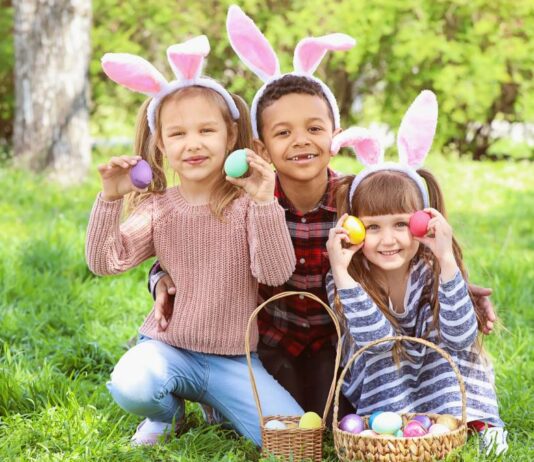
[149,5,497,424]
[325,90,508,455]
[85,36,303,447]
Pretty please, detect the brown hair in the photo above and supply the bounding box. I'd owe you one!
[125,86,253,219]
[333,169,484,362]
[255,74,334,139]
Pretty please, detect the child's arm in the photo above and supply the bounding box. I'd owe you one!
[237,151,296,285]
[326,215,395,353]
[415,208,478,350]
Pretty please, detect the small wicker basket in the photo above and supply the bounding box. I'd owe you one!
[333,336,468,462]
[245,291,342,462]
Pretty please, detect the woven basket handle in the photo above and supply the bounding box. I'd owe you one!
[332,335,468,427]
[245,291,342,426]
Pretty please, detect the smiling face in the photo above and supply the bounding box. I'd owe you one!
[256,93,337,183]
[157,89,236,190]
[360,213,420,273]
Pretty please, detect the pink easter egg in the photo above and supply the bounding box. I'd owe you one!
[409,211,431,237]
[428,423,450,435]
[130,159,153,189]
[338,414,365,434]
[403,420,427,437]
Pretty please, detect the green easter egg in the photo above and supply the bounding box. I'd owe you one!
[224,149,248,178]
[371,412,402,434]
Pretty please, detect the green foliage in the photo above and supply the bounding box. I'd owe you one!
[0,156,533,460]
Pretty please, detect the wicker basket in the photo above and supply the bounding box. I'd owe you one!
[333,336,468,462]
[245,291,342,462]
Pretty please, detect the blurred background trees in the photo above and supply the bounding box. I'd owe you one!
[1,0,532,181]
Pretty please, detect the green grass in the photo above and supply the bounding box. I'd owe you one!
[0,152,533,461]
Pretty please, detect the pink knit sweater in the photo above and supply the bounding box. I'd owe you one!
[85,187,296,355]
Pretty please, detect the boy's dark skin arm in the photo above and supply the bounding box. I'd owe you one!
[151,273,496,334]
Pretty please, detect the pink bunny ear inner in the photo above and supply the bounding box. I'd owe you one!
[331,127,383,165]
[226,5,279,81]
[101,53,167,95]
[167,36,210,81]
[397,90,438,167]
[294,34,356,74]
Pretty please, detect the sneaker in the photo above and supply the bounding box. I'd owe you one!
[480,427,509,456]
[199,403,225,425]
[130,418,180,446]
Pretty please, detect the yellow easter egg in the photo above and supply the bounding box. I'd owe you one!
[436,414,459,431]
[342,216,366,245]
[298,412,322,429]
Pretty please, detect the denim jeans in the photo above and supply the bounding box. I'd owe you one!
[107,338,304,446]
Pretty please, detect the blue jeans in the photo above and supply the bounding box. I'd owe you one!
[107,338,304,446]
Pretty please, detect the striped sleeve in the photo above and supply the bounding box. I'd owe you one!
[85,193,155,276]
[326,271,395,353]
[438,271,478,350]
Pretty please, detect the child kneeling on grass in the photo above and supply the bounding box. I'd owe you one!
[85,36,303,447]
[326,91,508,456]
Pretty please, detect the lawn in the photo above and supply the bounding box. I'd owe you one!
[0,152,532,461]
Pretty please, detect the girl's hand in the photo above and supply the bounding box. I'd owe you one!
[414,208,458,279]
[97,155,147,201]
[225,150,275,204]
[326,214,363,272]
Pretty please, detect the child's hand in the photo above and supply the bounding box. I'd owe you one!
[225,150,275,204]
[97,155,147,201]
[327,214,363,272]
[414,208,458,279]
[153,274,176,332]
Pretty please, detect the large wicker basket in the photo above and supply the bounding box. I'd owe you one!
[245,291,342,462]
[333,336,468,462]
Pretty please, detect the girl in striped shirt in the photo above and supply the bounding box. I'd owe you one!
[325,91,508,455]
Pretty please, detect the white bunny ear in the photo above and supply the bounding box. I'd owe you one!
[226,5,280,82]
[331,127,383,165]
[101,53,167,96]
[397,90,438,167]
[294,34,356,75]
[167,35,210,81]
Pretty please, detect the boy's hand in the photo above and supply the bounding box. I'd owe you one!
[225,150,275,204]
[469,284,496,335]
[153,274,176,332]
[97,155,147,201]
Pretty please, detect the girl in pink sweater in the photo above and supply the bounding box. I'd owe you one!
[85,37,302,447]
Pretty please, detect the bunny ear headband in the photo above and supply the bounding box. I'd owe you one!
[226,5,356,138]
[101,35,240,134]
[330,90,438,208]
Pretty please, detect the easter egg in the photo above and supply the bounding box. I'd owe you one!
[299,412,322,429]
[338,414,365,434]
[224,149,249,178]
[265,419,287,430]
[130,159,153,189]
[428,423,449,435]
[409,211,431,237]
[371,412,403,435]
[342,216,366,245]
[395,429,404,438]
[359,430,377,437]
[403,420,427,437]
[435,414,458,431]
[284,421,298,429]
[412,415,432,430]
[368,411,383,429]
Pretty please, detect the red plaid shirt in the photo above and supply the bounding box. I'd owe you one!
[258,169,340,357]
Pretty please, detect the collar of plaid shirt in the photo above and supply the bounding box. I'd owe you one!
[258,168,341,357]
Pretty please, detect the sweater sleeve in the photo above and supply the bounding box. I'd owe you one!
[85,193,155,276]
[326,271,395,354]
[246,199,296,286]
[438,270,478,350]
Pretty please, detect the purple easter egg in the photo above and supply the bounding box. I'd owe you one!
[338,414,365,434]
[412,415,432,431]
[403,420,427,438]
[130,159,153,189]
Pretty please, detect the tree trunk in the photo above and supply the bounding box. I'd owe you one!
[13,0,92,185]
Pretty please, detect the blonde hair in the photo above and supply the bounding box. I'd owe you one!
[333,169,485,362]
[125,86,253,219]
